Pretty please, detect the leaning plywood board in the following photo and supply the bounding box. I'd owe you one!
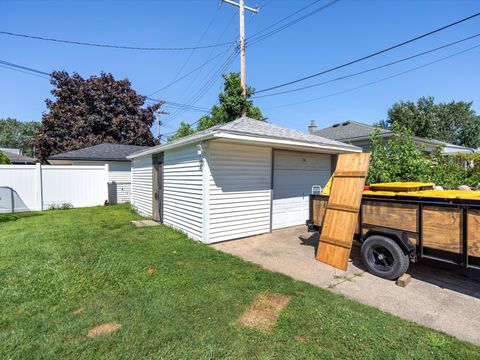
[316,153,370,270]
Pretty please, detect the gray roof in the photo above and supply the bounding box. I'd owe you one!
[130,117,360,158]
[315,120,392,141]
[48,143,150,162]
[3,151,36,164]
[315,120,475,153]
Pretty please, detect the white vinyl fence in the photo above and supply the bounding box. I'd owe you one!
[0,164,109,213]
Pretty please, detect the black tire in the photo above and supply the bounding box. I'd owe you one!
[361,235,410,280]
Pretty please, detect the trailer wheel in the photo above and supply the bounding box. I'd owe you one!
[361,235,409,280]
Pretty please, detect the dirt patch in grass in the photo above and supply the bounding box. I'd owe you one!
[295,335,307,342]
[87,323,122,338]
[237,291,291,332]
[73,307,85,315]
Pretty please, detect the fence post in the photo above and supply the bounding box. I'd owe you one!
[104,164,109,204]
[35,163,43,211]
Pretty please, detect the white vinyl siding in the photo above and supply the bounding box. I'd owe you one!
[131,155,153,217]
[163,144,203,241]
[207,141,272,243]
[272,150,331,229]
[106,162,132,203]
[71,160,132,204]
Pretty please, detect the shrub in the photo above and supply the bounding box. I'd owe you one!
[0,151,11,164]
[48,203,73,210]
[367,123,480,189]
[367,124,431,184]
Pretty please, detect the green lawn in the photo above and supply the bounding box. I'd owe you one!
[0,205,478,359]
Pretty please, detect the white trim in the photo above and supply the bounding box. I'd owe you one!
[128,134,216,159]
[201,142,210,243]
[213,132,362,154]
[104,164,109,203]
[34,163,43,211]
[128,130,361,159]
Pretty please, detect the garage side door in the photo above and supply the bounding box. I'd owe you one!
[273,151,331,229]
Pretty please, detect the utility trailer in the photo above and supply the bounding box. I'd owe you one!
[308,190,480,280]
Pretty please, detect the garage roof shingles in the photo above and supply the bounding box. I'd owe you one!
[48,143,150,161]
[130,117,360,158]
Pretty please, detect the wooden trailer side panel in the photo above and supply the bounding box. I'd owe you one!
[362,200,418,233]
[312,196,328,227]
[422,206,462,253]
[468,209,480,257]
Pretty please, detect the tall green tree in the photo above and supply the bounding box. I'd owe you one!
[169,72,263,140]
[384,97,480,148]
[167,121,196,142]
[0,118,41,156]
[34,71,160,161]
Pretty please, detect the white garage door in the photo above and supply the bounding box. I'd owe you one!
[272,150,331,229]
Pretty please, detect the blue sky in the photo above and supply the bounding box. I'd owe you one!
[1,0,479,137]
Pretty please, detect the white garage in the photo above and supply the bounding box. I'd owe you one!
[129,117,360,243]
[272,150,332,229]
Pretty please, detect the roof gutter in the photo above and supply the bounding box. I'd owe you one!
[216,131,362,153]
[127,133,217,159]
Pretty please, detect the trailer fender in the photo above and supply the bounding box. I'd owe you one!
[363,229,416,254]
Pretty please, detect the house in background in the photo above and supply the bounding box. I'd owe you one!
[128,117,361,244]
[312,120,475,154]
[0,148,36,164]
[48,143,150,204]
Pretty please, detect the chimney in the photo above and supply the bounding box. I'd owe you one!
[308,120,317,134]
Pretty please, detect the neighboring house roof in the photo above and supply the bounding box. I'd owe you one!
[0,147,22,155]
[3,151,36,164]
[315,120,475,154]
[315,120,392,141]
[129,117,361,159]
[48,143,151,162]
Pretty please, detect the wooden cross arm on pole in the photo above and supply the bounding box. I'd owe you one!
[222,0,259,13]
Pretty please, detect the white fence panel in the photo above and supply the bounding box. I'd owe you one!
[0,164,109,212]
[41,165,108,208]
[0,165,39,212]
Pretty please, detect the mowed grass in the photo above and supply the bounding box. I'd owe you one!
[0,205,478,359]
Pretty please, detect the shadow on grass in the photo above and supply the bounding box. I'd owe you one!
[0,211,44,223]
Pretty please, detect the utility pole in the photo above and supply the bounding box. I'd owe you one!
[156,108,169,144]
[222,0,259,116]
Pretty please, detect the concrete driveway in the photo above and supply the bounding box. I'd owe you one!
[212,226,480,345]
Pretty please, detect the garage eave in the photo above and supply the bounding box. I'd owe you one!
[213,132,362,154]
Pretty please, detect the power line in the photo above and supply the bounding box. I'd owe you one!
[167,49,239,121]
[262,43,480,110]
[156,4,223,99]
[0,30,232,51]
[147,51,228,96]
[166,48,240,121]
[0,63,50,79]
[247,0,340,47]
[0,61,210,115]
[148,6,239,100]
[255,11,480,93]
[253,32,480,98]
[247,0,323,40]
[0,59,51,77]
